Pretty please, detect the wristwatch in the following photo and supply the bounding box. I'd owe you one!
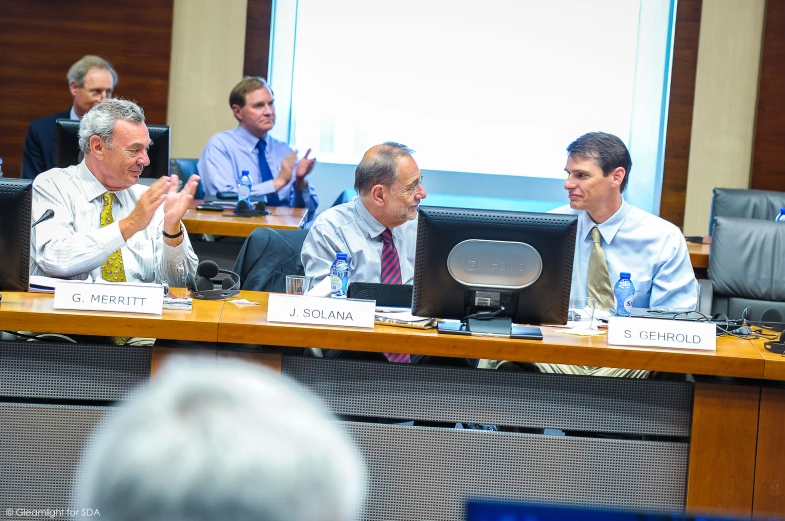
[162,223,185,239]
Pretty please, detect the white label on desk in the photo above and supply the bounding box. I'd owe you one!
[53,280,164,315]
[607,316,716,351]
[267,294,375,329]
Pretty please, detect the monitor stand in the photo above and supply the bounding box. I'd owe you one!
[467,317,513,336]
[466,317,543,340]
[437,317,543,340]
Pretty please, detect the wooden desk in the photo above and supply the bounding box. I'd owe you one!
[0,290,780,518]
[688,242,710,269]
[182,200,306,236]
[217,291,764,379]
[0,289,223,342]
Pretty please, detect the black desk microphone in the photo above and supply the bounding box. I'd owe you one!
[32,209,54,227]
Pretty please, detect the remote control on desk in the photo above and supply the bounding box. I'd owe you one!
[195,204,224,212]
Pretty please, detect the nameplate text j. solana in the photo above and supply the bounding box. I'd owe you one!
[267,294,375,329]
[607,316,716,351]
[53,280,164,315]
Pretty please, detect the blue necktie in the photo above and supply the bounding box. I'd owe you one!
[257,139,281,206]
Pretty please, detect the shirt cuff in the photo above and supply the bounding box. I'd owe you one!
[102,222,127,254]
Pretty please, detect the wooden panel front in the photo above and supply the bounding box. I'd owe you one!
[660,0,703,229]
[0,291,222,342]
[182,202,306,235]
[217,292,765,379]
[0,0,173,178]
[686,380,759,517]
[753,385,785,517]
[688,242,710,269]
[751,0,785,191]
[244,0,273,79]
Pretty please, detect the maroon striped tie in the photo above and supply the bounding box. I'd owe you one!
[380,228,410,363]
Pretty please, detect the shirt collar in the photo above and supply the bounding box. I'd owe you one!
[233,125,269,153]
[78,160,127,207]
[578,199,629,244]
[69,107,79,121]
[353,197,387,239]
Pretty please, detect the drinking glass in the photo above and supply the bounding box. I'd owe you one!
[286,275,311,295]
[568,297,597,330]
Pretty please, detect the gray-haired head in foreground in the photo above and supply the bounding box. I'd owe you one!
[78,99,145,154]
[74,356,366,521]
[354,142,414,196]
[67,55,118,88]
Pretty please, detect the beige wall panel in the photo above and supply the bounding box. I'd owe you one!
[683,0,765,235]
[167,0,248,159]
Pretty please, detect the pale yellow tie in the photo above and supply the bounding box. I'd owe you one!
[587,226,614,312]
[100,193,127,283]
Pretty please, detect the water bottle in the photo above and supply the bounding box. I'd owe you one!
[329,253,350,298]
[237,170,252,206]
[0,157,4,177]
[775,208,785,222]
[614,272,635,317]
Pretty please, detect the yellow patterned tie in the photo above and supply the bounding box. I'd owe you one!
[587,226,615,312]
[100,193,127,282]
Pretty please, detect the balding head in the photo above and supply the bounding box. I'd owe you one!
[354,142,413,196]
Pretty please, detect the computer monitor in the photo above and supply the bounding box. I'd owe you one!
[56,119,171,178]
[0,179,32,291]
[411,206,577,337]
[466,500,749,520]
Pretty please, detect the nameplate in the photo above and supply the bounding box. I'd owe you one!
[53,280,164,315]
[267,293,375,329]
[607,316,716,351]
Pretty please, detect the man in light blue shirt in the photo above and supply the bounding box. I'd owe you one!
[554,132,697,313]
[529,132,697,378]
[302,142,425,286]
[198,77,318,215]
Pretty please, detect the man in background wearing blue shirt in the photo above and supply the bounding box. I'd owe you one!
[198,77,318,215]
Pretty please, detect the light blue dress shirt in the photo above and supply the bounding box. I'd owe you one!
[198,126,318,214]
[551,201,697,310]
[301,197,419,286]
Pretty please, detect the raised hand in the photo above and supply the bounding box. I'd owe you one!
[163,174,200,234]
[119,176,170,241]
[295,149,316,180]
[274,151,297,191]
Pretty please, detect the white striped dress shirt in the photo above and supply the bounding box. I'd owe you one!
[30,161,199,285]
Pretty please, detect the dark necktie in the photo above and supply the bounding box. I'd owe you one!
[257,139,281,206]
[380,228,402,284]
[380,228,410,363]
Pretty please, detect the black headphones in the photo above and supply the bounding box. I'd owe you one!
[742,307,785,333]
[185,260,241,300]
[234,200,268,217]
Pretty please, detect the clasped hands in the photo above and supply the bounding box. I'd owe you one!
[119,174,200,245]
[274,149,316,191]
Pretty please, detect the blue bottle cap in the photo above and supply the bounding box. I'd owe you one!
[336,253,348,260]
[620,272,631,279]
[241,170,249,177]
[780,208,785,214]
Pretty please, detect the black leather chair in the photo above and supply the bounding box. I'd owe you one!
[708,188,785,235]
[706,216,785,322]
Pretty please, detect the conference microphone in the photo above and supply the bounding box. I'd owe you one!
[32,209,54,227]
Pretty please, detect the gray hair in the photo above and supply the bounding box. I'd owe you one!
[74,356,365,521]
[78,99,145,154]
[67,55,118,88]
[354,141,414,196]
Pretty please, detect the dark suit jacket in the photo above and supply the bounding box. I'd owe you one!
[22,109,71,180]
[233,227,309,293]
